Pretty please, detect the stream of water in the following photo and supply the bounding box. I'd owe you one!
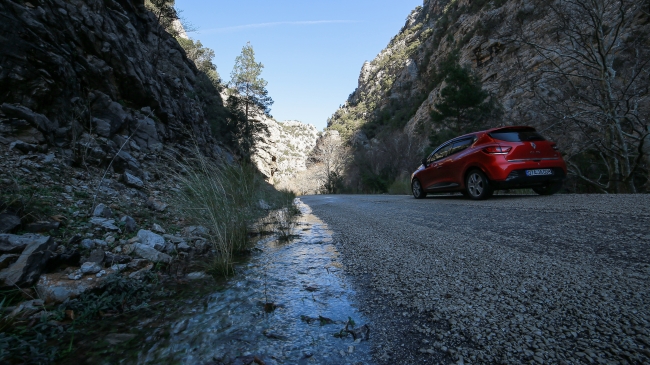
[143,199,373,365]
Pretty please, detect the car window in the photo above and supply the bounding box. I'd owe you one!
[449,138,475,156]
[428,144,452,163]
[489,129,545,142]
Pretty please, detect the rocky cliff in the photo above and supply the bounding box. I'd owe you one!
[0,0,229,166]
[328,0,650,193]
[252,118,319,183]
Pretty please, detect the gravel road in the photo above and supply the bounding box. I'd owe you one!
[300,194,650,365]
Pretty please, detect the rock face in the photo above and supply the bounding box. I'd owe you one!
[252,118,319,183]
[0,0,228,160]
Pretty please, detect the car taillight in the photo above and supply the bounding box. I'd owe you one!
[482,146,512,154]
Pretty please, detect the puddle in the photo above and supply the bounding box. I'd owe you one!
[142,199,373,364]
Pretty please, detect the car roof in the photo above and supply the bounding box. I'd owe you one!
[454,126,536,139]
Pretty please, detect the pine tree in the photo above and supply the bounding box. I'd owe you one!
[228,42,273,159]
[429,52,501,148]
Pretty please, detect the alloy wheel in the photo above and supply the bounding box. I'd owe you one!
[467,172,484,197]
[412,179,426,199]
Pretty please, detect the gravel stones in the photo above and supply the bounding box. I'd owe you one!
[302,194,650,365]
[89,217,119,231]
[133,243,171,263]
[120,215,137,233]
[137,229,165,251]
[146,197,167,212]
[80,261,102,275]
[93,203,113,218]
[123,172,144,189]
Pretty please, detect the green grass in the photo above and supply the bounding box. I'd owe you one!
[170,147,296,276]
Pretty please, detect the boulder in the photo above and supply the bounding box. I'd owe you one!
[133,243,171,263]
[93,203,113,218]
[163,234,184,243]
[89,217,119,231]
[0,235,56,287]
[80,261,102,275]
[120,215,137,233]
[0,254,19,270]
[9,140,38,154]
[25,221,60,233]
[80,238,96,250]
[137,229,165,251]
[0,233,43,253]
[146,197,167,212]
[0,213,21,233]
[123,172,144,189]
[36,270,114,304]
[152,223,165,234]
[113,150,141,173]
[104,252,131,265]
[87,249,105,264]
[193,239,210,254]
[176,241,191,252]
[186,271,207,280]
[0,104,57,136]
[182,226,209,237]
[45,250,80,271]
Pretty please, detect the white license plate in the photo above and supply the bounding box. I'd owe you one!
[526,169,553,176]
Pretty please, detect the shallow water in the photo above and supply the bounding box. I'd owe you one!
[143,199,373,365]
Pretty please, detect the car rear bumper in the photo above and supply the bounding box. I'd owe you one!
[491,167,566,189]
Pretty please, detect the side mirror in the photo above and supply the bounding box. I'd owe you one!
[421,158,428,166]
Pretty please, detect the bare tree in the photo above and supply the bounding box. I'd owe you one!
[311,131,348,193]
[519,0,649,193]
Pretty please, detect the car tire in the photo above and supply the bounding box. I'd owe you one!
[533,180,563,195]
[465,170,493,200]
[412,179,427,199]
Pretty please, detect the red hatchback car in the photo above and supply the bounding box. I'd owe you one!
[411,126,567,200]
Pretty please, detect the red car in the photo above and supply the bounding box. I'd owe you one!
[411,126,567,200]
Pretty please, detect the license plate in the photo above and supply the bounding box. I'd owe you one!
[526,169,553,176]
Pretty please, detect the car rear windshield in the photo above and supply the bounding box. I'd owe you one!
[489,129,546,142]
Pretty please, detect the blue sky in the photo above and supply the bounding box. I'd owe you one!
[175,0,423,131]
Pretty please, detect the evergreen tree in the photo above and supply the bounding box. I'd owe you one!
[228,42,273,159]
[429,52,501,148]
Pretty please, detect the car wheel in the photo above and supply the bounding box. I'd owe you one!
[532,180,563,195]
[465,170,493,200]
[412,179,427,199]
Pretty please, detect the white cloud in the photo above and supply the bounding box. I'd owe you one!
[188,20,357,35]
